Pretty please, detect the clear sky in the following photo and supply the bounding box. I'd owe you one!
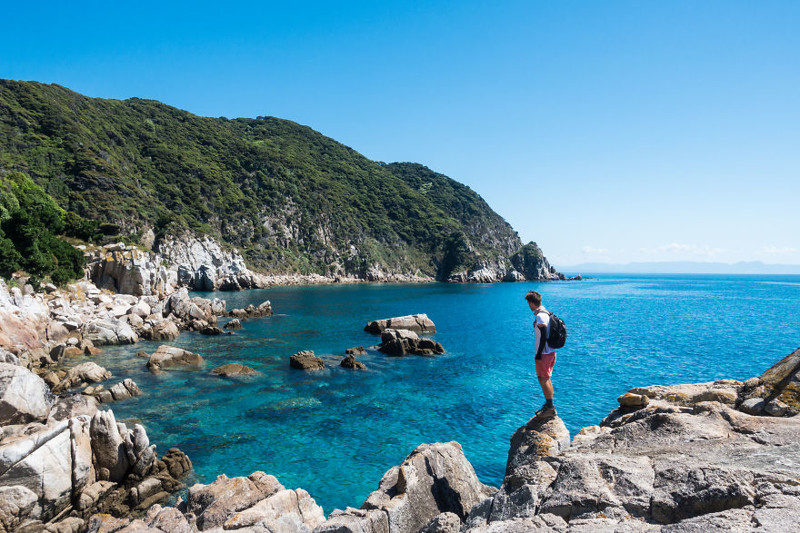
[2,1,799,267]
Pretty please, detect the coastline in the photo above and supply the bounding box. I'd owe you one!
[5,262,798,531]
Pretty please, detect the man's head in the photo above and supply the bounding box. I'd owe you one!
[525,290,542,311]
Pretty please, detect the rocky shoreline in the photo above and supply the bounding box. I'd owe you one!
[4,245,797,531]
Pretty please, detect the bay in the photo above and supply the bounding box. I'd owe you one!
[93,274,800,514]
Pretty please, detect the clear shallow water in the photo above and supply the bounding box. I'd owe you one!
[90,274,800,514]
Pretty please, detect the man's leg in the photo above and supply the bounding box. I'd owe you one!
[538,376,554,401]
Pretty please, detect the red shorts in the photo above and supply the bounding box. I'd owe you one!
[535,352,557,378]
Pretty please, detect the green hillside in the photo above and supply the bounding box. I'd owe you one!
[0,79,525,281]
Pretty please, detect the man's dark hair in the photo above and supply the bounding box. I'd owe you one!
[525,291,542,307]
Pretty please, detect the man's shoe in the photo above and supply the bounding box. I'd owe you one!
[535,404,557,418]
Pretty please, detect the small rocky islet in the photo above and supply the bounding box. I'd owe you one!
[2,247,800,531]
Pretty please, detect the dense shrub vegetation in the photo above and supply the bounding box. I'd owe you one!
[0,80,522,279]
[0,171,89,285]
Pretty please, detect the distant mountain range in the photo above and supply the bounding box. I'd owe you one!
[557,261,800,275]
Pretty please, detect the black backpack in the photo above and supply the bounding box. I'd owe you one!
[539,310,567,349]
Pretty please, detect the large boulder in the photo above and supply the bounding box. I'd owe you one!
[321,442,496,533]
[365,314,436,335]
[147,345,205,372]
[0,362,52,424]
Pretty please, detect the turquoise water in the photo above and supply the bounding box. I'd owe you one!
[93,274,800,514]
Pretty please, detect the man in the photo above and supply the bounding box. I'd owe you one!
[525,290,556,417]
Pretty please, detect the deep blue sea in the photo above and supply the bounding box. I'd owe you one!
[93,274,800,514]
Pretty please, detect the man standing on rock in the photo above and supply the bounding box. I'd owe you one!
[526,290,557,417]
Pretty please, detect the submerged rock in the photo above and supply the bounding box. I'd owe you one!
[211,363,257,377]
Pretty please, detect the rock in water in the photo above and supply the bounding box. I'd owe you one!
[341,354,367,370]
[289,350,324,370]
[147,345,205,372]
[345,346,366,355]
[378,328,445,357]
[211,363,257,377]
[223,318,243,329]
[364,314,437,334]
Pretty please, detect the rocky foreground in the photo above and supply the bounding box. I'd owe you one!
[8,346,792,533]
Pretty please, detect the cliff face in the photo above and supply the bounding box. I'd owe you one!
[0,80,558,283]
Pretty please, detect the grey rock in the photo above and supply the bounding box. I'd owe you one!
[81,319,138,346]
[419,512,462,533]
[184,471,284,530]
[90,410,130,482]
[144,320,180,341]
[0,362,52,425]
[359,441,496,533]
[764,399,789,417]
[739,397,765,415]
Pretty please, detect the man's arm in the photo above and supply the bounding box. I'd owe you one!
[536,323,548,359]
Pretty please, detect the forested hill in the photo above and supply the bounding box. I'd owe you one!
[0,79,532,280]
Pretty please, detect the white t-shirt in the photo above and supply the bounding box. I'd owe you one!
[534,308,555,355]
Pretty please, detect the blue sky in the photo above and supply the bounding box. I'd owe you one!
[2,1,799,267]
